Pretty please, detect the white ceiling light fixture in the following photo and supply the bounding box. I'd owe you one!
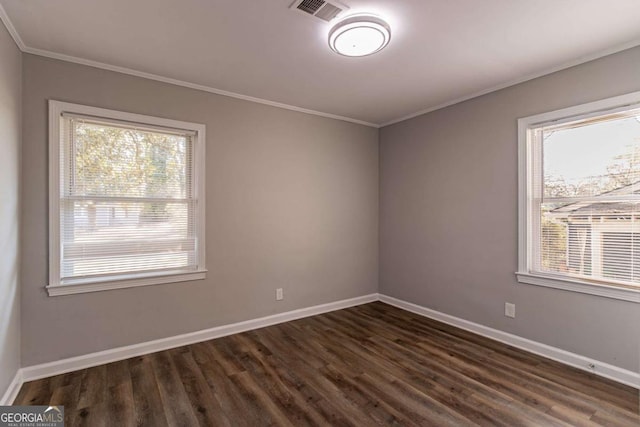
[328,15,391,57]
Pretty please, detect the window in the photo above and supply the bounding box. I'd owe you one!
[48,101,206,296]
[518,92,640,303]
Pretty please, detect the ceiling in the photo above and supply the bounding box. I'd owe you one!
[2,0,640,127]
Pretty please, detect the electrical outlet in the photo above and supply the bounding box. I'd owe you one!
[276,288,284,301]
[505,302,516,318]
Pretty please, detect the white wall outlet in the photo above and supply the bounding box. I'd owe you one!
[276,288,284,301]
[505,302,516,318]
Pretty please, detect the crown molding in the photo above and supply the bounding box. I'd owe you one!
[4,3,640,133]
[380,38,640,127]
[0,2,25,50]
[21,46,380,128]
[0,3,379,128]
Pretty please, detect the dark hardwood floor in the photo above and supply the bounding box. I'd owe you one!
[14,302,639,426]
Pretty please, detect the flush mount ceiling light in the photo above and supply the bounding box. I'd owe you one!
[328,15,391,57]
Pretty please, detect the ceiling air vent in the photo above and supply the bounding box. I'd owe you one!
[290,0,348,22]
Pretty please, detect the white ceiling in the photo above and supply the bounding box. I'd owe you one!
[2,0,640,126]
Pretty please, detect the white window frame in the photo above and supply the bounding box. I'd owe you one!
[517,91,640,303]
[48,100,207,296]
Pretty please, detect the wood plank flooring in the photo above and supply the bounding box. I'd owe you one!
[14,302,639,426]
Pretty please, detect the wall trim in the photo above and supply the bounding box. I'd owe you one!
[379,39,640,127]
[35,41,378,128]
[0,3,377,129]
[0,3,26,51]
[516,272,640,303]
[20,46,379,128]
[379,294,640,389]
[5,3,640,129]
[0,370,23,405]
[4,292,638,402]
[20,294,378,383]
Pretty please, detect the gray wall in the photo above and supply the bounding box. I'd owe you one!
[0,21,21,395]
[21,54,379,366]
[17,34,639,374]
[380,46,640,371]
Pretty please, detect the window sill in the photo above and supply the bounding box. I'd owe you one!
[515,272,640,303]
[47,270,207,296]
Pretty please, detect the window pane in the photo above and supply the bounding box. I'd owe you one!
[602,232,640,282]
[543,113,640,198]
[61,199,195,278]
[540,198,640,286]
[49,102,205,293]
[537,110,640,287]
[59,115,198,283]
[540,202,568,274]
[72,121,188,198]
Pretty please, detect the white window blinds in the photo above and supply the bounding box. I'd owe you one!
[530,108,640,289]
[49,102,206,293]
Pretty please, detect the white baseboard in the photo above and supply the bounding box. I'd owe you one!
[4,291,637,403]
[0,370,23,405]
[379,294,640,389]
[20,293,378,383]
